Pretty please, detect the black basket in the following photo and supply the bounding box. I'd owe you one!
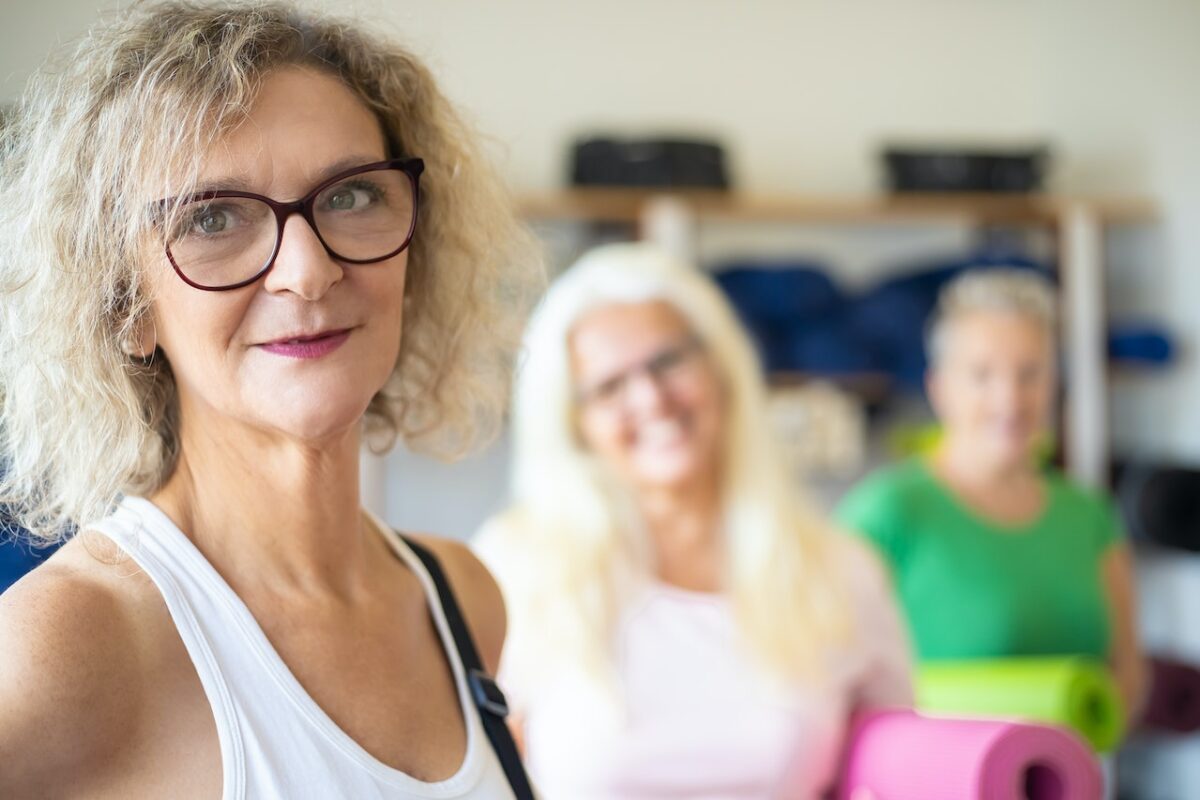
[883,146,1049,193]
[570,137,730,189]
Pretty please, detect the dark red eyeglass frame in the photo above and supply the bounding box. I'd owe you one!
[158,157,424,292]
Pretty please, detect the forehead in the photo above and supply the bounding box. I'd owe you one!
[569,300,692,374]
[942,310,1053,360]
[193,65,388,192]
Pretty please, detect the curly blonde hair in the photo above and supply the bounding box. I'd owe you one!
[0,0,543,543]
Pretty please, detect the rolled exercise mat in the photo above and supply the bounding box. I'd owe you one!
[917,658,1125,752]
[1140,656,1200,734]
[837,710,1102,800]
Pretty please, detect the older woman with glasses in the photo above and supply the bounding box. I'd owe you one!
[475,244,912,799]
[0,2,540,797]
[837,270,1147,722]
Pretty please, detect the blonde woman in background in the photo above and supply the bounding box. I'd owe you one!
[0,2,541,797]
[475,244,911,799]
[837,269,1147,720]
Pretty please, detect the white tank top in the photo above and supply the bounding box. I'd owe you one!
[89,496,518,800]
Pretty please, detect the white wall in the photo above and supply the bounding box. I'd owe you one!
[4,0,1198,528]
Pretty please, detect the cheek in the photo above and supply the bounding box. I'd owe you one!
[1022,383,1054,418]
[687,379,725,445]
[944,379,988,422]
[577,410,625,460]
[379,262,408,332]
[354,257,407,365]
[151,292,247,378]
[385,256,409,309]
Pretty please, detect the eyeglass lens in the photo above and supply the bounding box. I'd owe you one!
[166,166,416,289]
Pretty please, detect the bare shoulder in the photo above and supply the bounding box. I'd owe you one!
[820,527,903,629]
[408,533,507,675]
[827,525,894,590]
[0,535,156,789]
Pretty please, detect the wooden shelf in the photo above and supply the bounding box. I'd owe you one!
[520,186,1158,489]
[768,370,894,405]
[518,188,1155,226]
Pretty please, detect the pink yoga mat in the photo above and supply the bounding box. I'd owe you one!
[837,710,1102,800]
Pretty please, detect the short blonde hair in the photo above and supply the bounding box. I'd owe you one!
[926,268,1057,365]
[0,1,542,542]
[476,243,850,686]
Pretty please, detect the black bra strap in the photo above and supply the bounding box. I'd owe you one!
[402,536,536,800]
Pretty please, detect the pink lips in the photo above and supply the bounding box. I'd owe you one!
[258,329,351,359]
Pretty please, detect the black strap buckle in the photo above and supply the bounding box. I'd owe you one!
[468,668,510,719]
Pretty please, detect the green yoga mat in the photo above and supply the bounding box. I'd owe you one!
[917,657,1126,753]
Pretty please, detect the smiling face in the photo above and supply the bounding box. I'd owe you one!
[141,66,408,446]
[570,301,725,492]
[928,310,1056,471]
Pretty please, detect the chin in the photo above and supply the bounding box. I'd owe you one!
[267,398,373,445]
[629,455,705,489]
[986,443,1035,470]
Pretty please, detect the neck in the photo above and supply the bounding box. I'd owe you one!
[637,467,722,570]
[934,434,1036,488]
[151,406,374,602]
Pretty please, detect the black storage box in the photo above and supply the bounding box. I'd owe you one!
[882,146,1049,193]
[570,137,730,189]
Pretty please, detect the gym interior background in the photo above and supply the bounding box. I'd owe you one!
[3,1,1199,797]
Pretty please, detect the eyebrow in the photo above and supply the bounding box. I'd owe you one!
[191,154,389,196]
[580,335,701,391]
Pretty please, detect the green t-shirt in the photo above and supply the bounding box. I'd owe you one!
[835,458,1122,662]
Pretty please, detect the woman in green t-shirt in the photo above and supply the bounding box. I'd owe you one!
[837,269,1147,720]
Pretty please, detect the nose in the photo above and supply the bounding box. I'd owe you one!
[989,374,1028,419]
[622,369,671,415]
[262,213,343,301]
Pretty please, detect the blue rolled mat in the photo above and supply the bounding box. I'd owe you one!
[713,262,844,325]
[1108,324,1175,366]
[844,282,934,388]
[775,313,880,375]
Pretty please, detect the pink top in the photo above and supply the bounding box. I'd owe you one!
[478,535,913,800]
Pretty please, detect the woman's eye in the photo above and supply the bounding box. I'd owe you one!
[649,350,686,375]
[1019,365,1043,385]
[582,375,624,405]
[326,183,381,211]
[176,205,235,239]
[196,209,229,234]
[595,377,624,401]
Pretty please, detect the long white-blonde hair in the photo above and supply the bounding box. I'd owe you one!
[478,243,850,686]
[0,1,542,543]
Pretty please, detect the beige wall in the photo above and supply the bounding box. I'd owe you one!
[3,0,1198,458]
[4,2,1192,192]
